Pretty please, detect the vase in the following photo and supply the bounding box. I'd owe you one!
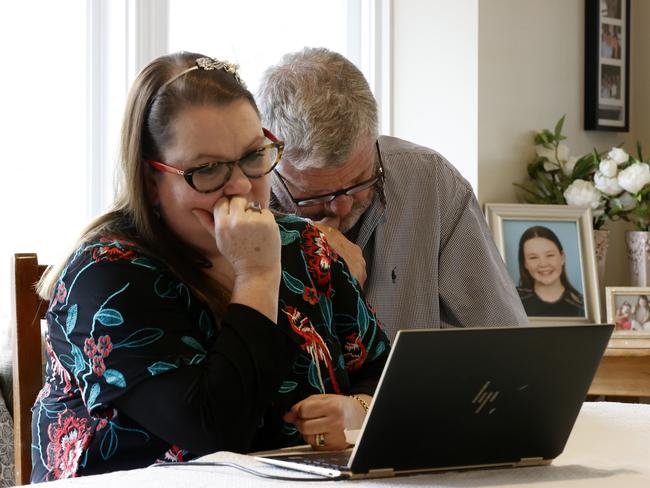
[625,231,650,286]
[593,229,609,289]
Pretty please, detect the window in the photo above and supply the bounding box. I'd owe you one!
[168,0,350,95]
[0,1,88,330]
[0,0,385,343]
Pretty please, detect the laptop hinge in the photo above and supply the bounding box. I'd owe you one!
[366,468,395,478]
[516,457,546,467]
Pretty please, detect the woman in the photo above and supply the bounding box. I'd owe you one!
[631,295,650,330]
[31,52,389,481]
[516,226,584,317]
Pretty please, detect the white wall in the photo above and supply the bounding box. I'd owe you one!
[477,0,626,205]
[477,0,649,295]
[630,0,650,153]
[391,0,649,298]
[392,0,478,190]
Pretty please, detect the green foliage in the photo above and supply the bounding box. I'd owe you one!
[514,115,647,230]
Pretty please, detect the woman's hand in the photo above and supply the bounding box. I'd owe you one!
[194,196,280,277]
[283,394,369,451]
[193,196,281,321]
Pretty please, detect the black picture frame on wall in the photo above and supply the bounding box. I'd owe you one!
[585,0,630,132]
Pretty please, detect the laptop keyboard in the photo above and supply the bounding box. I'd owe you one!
[284,451,352,470]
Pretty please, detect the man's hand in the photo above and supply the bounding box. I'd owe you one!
[313,217,367,288]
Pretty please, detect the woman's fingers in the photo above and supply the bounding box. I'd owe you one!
[305,430,349,451]
[294,413,344,434]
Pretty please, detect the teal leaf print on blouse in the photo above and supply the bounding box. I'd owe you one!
[131,257,157,269]
[198,310,214,339]
[65,304,78,335]
[357,297,369,338]
[276,214,305,225]
[282,271,304,295]
[95,309,124,327]
[280,227,301,246]
[370,340,386,360]
[278,380,298,393]
[100,425,118,460]
[186,354,206,365]
[71,344,86,376]
[307,362,324,393]
[104,369,127,388]
[281,422,298,436]
[318,295,333,331]
[113,328,164,349]
[147,361,178,376]
[182,336,207,353]
[87,383,101,409]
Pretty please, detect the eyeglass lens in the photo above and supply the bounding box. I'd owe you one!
[296,175,380,207]
[192,145,279,192]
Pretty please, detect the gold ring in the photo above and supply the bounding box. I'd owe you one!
[245,200,262,213]
[315,432,326,447]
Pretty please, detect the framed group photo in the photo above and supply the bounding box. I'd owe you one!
[484,204,601,325]
[585,0,631,131]
[605,287,650,348]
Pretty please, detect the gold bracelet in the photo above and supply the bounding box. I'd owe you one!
[349,394,370,413]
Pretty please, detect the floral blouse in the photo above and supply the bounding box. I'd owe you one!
[31,215,389,482]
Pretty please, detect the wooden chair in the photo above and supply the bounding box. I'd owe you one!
[11,253,49,486]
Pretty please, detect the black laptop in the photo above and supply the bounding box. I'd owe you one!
[256,324,613,479]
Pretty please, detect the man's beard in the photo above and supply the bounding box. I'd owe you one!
[270,186,374,233]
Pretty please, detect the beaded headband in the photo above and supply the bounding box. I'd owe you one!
[158,56,246,94]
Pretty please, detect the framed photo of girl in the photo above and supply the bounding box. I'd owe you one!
[605,286,650,348]
[584,0,631,131]
[484,204,601,325]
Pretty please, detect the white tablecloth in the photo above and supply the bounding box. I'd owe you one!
[25,402,650,488]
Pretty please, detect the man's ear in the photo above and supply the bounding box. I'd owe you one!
[145,165,161,206]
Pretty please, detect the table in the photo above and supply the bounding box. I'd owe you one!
[26,402,650,488]
[588,348,650,397]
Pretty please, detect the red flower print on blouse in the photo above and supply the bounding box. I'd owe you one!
[46,411,92,479]
[282,305,340,394]
[97,335,113,357]
[46,339,73,394]
[91,239,137,263]
[301,225,333,299]
[55,282,67,304]
[302,286,319,305]
[343,332,367,371]
[84,335,113,376]
[160,445,187,463]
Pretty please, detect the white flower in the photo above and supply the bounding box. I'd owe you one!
[594,171,623,196]
[543,160,560,171]
[618,162,650,194]
[608,147,629,165]
[617,192,637,211]
[563,179,604,209]
[599,159,618,177]
[563,156,578,176]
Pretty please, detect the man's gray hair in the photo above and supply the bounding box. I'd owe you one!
[257,47,378,170]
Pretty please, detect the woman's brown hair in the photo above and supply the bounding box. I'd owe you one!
[39,51,259,319]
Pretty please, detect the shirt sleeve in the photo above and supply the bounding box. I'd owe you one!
[113,304,301,455]
[437,183,529,327]
[48,254,301,455]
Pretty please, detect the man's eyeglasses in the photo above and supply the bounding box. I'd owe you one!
[146,128,284,193]
[273,163,384,208]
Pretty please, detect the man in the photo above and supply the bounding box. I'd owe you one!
[258,47,527,340]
